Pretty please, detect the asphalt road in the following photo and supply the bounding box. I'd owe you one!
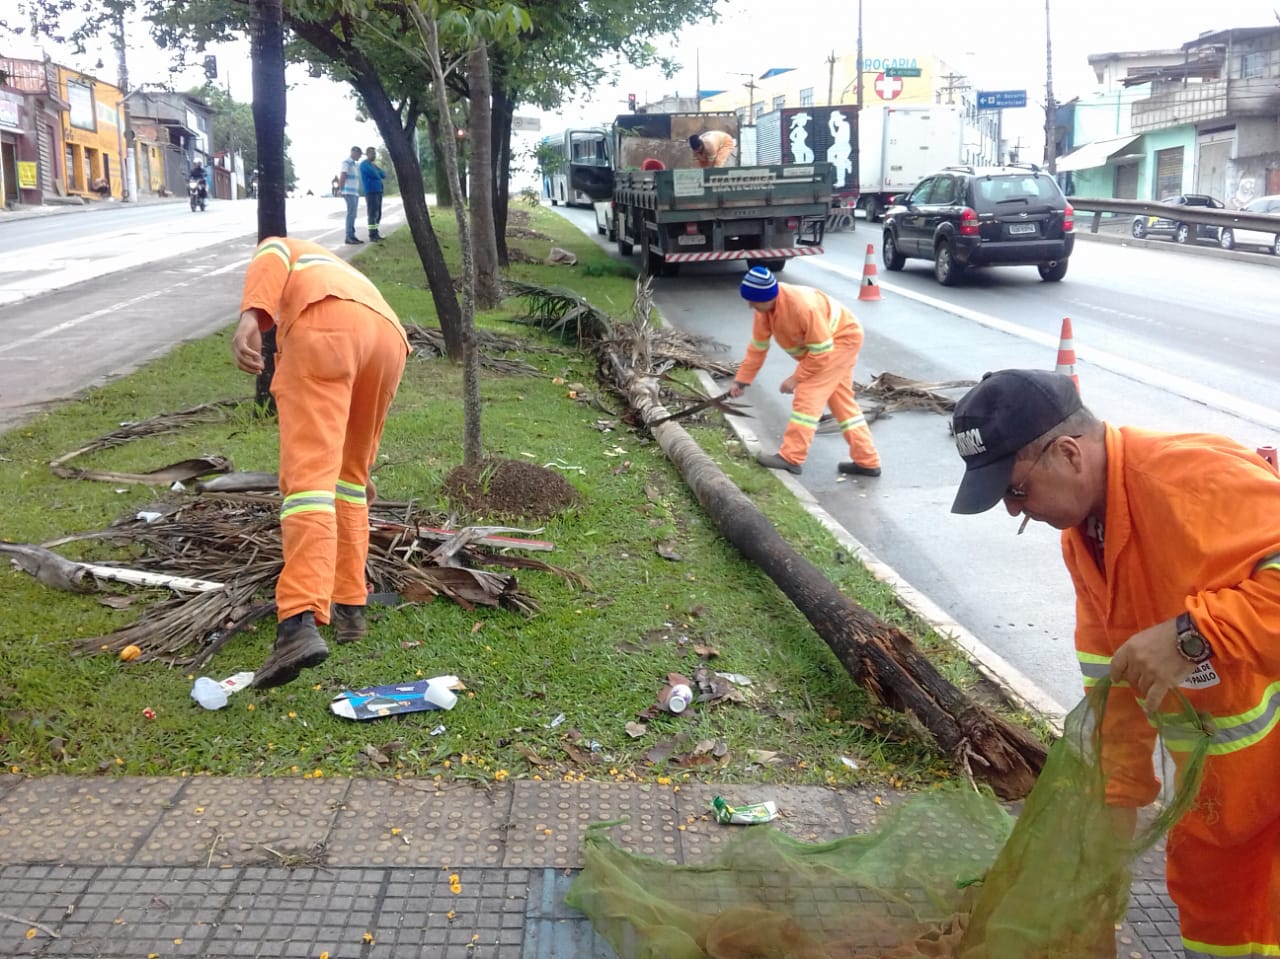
[555,205,1280,712]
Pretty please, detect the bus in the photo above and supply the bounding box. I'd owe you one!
[539,128,611,208]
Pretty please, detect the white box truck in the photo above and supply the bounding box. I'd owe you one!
[857,105,965,222]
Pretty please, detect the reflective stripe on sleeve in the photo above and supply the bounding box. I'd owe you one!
[1253,550,1280,574]
[1182,938,1280,957]
[1077,650,1111,687]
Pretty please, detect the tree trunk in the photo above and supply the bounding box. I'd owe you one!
[607,361,1047,800]
[415,10,483,469]
[425,111,452,210]
[490,72,515,267]
[249,0,286,412]
[466,41,501,309]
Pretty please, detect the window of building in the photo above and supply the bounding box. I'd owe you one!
[754,102,765,120]
[772,95,786,111]
[66,80,96,131]
[799,87,814,106]
[1241,51,1266,79]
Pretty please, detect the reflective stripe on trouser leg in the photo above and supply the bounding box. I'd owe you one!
[272,298,406,622]
[825,321,879,468]
[1168,804,1280,957]
[366,191,382,234]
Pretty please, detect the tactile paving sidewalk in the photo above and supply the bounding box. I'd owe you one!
[0,774,1184,958]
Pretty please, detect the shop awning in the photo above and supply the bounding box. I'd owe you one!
[1055,135,1142,173]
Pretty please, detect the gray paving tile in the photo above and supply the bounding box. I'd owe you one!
[132,776,350,867]
[0,777,184,865]
[326,779,511,868]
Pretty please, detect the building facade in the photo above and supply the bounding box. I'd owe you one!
[55,65,127,199]
[1061,26,1280,205]
[0,57,69,209]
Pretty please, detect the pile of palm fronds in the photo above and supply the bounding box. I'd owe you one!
[507,277,738,381]
[403,324,547,376]
[854,372,978,422]
[19,492,586,668]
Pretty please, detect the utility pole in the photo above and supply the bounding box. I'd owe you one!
[827,51,836,106]
[113,9,136,202]
[1044,0,1057,173]
[856,0,864,112]
[938,72,969,105]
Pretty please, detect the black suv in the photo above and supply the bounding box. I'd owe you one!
[882,165,1075,285]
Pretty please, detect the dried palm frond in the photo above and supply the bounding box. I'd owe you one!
[64,492,562,666]
[50,399,243,469]
[403,324,547,375]
[504,280,615,343]
[855,373,977,422]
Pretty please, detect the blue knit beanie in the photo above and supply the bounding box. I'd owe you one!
[740,266,778,302]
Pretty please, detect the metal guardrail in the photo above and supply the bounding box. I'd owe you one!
[1069,197,1280,235]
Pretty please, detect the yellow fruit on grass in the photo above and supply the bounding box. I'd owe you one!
[119,645,142,662]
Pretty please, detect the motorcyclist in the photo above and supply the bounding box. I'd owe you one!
[189,163,208,199]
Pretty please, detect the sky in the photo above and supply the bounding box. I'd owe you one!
[9,0,1278,191]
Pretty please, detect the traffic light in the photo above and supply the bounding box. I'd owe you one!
[203,56,218,80]
[627,93,637,112]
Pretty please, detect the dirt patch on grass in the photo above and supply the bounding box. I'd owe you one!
[442,458,581,521]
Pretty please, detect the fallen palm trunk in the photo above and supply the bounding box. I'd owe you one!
[507,278,1048,800]
[618,366,1047,799]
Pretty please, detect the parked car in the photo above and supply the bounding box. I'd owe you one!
[1218,195,1280,255]
[1130,193,1226,244]
[881,164,1074,286]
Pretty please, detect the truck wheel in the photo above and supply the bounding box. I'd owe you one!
[863,197,880,223]
[617,238,634,255]
[882,232,905,271]
[933,240,965,286]
[763,259,786,272]
[606,220,617,243]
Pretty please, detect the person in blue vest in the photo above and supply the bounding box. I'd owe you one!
[359,147,387,242]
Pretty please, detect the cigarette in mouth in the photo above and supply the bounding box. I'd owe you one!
[1018,515,1031,535]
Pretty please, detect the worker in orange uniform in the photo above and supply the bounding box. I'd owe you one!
[728,266,881,477]
[949,368,1280,957]
[689,131,736,168]
[231,237,410,690]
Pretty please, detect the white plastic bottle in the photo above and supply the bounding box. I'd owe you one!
[191,676,229,710]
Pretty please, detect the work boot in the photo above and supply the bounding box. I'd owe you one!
[251,612,329,690]
[837,461,882,477]
[816,413,842,435]
[345,236,363,245]
[756,451,802,475]
[369,232,383,242]
[331,603,368,645]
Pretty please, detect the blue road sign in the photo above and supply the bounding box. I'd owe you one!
[976,89,1028,110]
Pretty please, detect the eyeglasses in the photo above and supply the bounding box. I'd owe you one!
[1005,441,1054,500]
[1005,434,1081,500]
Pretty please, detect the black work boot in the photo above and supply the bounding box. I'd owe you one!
[837,461,882,477]
[331,603,368,645]
[756,450,803,475]
[251,612,329,689]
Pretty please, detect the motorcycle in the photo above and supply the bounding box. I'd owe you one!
[188,175,208,212]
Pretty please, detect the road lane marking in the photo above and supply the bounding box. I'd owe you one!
[808,256,1280,433]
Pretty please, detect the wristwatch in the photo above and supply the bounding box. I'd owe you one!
[1175,612,1213,665]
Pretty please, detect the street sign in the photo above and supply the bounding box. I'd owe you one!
[884,66,922,78]
[511,116,542,132]
[976,90,1027,110]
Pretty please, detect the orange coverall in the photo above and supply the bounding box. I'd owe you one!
[734,283,879,469]
[239,237,410,625]
[693,130,736,168]
[1065,425,1280,956]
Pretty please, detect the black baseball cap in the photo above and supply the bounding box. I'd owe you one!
[950,369,1082,514]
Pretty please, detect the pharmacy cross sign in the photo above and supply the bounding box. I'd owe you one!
[874,72,904,100]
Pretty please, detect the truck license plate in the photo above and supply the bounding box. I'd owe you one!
[677,234,707,245]
[1008,223,1037,235]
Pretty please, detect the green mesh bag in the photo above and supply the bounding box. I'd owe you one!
[566,682,1212,958]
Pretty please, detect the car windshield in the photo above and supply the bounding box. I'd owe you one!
[975,175,1060,208]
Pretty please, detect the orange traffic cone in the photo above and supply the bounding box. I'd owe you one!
[859,243,881,302]
[1055,317,1080,391]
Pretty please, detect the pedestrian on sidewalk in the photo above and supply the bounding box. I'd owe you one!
[230,237,411,689]
[359,146,386,242]
[948,368,1280,956]
[728,266,880,477]
[338,145,363,244]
